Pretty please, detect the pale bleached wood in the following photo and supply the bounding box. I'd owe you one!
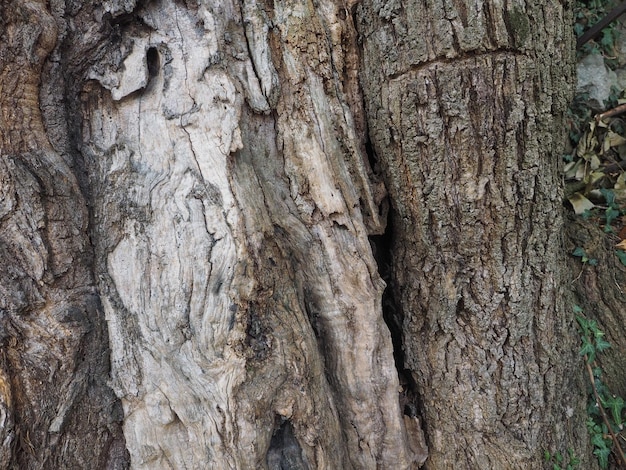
[81,0,421,468]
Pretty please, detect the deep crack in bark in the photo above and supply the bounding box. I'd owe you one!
[368,208,423,420]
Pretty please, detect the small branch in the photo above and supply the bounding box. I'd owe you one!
[577,1,626,50]
[596,103,626,121]
[584,357,626,468]
[601,159,626,174]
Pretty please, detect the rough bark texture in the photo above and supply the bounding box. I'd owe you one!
[357,1,592,468]
[0,1,128,468]
[0,0,603,469]
[77,0,420,468]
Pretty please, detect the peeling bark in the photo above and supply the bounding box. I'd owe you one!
[0,0,602,469]
[78,0,418,468]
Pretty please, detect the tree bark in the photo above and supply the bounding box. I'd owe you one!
[0,0,602,469]
[357,0,593,468]
[0,1,127,468]
[76,0,419,468]
[566,214,626,399]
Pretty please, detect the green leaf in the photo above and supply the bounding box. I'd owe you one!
[603,395,624,425]
[595,337,611,353]
[573,305,583,314]
[616,250,626,266]
[580,337,596,362]
[544,450,551,461]
[590,432,607,448]
[593,446,611,469]
[601,30,615,50]
[605,206,620,232]
[586,417,600,431]
[587,319,599,333]
[574,23,585,37]
[596,381,610,399]
[591,325,604,338]
[600,188,616,206]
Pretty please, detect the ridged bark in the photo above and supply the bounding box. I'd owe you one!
[0,0,601,469]
[0,1,127,468]
[357,1,592,468]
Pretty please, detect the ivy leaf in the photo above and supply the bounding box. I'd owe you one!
[605,206,620,232]
[600,188,616,206]
[593,446,611,469]
[601,29,615,50]
[574,22,585,37]
[595,337,611,353]
[569,454,581,466]
[591,432,605,448]
[603,395,624,426]
[580,337,596,363]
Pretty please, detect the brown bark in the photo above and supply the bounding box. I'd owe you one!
[357,1,592,468]
[0,0,608,469]
[566,214,626,398]
[0,1,127,468]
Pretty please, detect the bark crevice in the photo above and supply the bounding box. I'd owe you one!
[266,418,308,470]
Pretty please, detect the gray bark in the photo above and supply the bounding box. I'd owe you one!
[0,0,598,469]
[358,0,592,468]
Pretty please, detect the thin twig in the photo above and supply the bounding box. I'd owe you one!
[577,1,626,49]
[596,103,626,121]
[584,357,626,468]
[572,266,585,283]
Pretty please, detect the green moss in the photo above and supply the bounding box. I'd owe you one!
[508,7,530,47]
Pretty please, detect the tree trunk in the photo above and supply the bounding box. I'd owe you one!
[0,0,600,469]
[357,1,593,468]
[0,1,127,468]
[566,214,626,400]
[76,0,418,467]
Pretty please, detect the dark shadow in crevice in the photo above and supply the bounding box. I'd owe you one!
[266,418,309,470]
[146,46,160,78]
[368,203,423,419]
[364,138,379,174]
